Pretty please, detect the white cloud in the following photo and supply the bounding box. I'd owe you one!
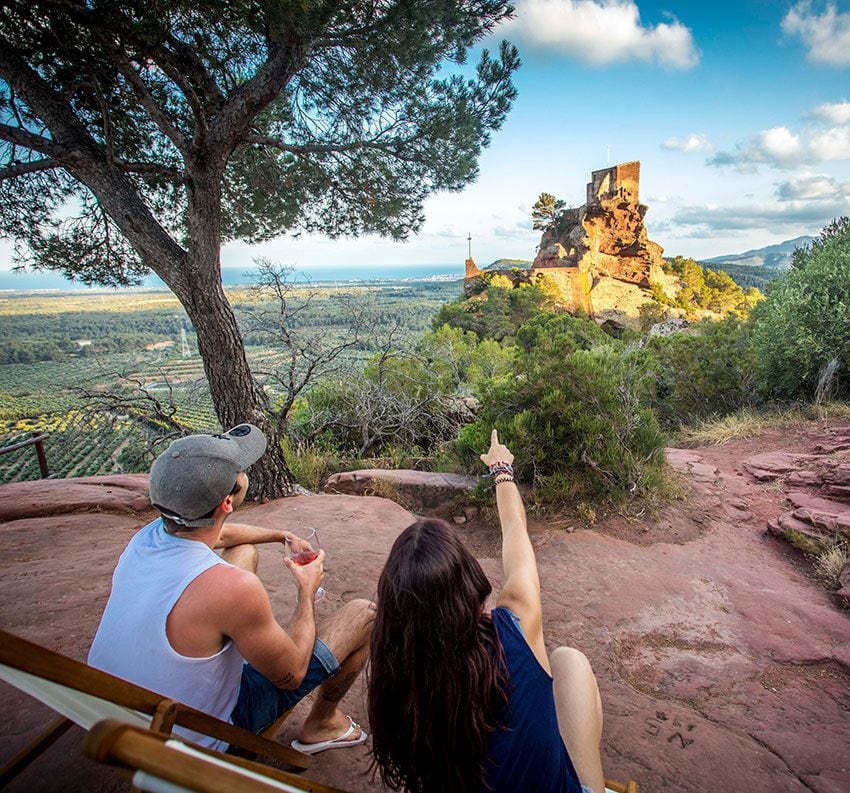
[809,99,850,123]
[661,133,713,153]
[783,2,850,67]
[776,173,849,200]
[666,170,849,237]
[502,0,699,69]
[669,196,849,235]
[709,126,809,171]
[709,99,850,171]
[809,124,850,159]
[759,127,804,162]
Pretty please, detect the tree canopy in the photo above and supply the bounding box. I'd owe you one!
[1,1,519,281]
[752,217,850,401]
[531,191,565,231]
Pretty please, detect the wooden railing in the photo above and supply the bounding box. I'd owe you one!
[0,432,50,478]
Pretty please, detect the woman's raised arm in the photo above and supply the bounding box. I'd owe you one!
[482,429,550,672]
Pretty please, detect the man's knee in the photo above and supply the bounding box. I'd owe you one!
[321,598,375,657]
[222,543,259,573]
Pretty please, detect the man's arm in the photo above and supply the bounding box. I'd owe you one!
[215,522,289,549]
[211,552,325,688]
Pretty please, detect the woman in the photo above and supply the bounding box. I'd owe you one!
[368,429,605,793]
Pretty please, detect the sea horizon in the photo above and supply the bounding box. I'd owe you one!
[0,263,464,292]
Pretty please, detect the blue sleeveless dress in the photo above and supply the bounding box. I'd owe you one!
[483,607,582,793]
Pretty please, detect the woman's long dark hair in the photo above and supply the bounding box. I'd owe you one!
[368,518,510,793]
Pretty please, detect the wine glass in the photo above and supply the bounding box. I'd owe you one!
[286,527,325,601]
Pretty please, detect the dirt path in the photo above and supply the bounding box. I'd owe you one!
[0,423,848,793]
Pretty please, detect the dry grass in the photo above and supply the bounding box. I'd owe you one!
[678,402,850,446]
[367,477,403,503]
[282,438,333,492]
[814,541,850,588]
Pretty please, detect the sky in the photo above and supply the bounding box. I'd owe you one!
[4,0,850,276]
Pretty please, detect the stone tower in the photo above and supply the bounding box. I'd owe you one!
[533,161,663,288]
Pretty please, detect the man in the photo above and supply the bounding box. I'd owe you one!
[89,423,373,754]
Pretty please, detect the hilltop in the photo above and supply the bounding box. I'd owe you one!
[702,235,815,270]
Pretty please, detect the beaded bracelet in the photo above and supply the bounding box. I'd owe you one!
[488,460,514,479]
[493,473,515,485]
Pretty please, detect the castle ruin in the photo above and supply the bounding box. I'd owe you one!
[465,161,666,319]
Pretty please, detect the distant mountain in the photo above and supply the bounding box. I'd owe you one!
[701,236,814,270]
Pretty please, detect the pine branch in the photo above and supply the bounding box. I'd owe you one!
[0,157,60,180]
[0,123,66,158]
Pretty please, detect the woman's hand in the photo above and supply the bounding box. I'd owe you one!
[480,428,514,468]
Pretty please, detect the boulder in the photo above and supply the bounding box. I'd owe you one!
[646,318,691,338]
[323,469,478,513]
[785,492,850,537]
[0,474,151,522]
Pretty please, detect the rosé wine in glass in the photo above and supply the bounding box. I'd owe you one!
[285,527,325,601]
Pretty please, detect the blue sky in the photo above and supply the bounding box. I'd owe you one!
[225,0,850,270]
[4,1,850,276]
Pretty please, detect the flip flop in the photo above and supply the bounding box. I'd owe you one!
[291,716,369,755]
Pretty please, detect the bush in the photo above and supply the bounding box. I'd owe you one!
[459,314,666,503]
[663,256,763,317]
[433,283,548,340]
[751,218,850,400]
[289,329,473,458]
[646,317,758,427]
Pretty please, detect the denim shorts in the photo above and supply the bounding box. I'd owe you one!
[229,638,340,733]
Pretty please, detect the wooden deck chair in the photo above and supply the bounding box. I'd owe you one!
[604,779,639,793]
[85,720,629,793]
[0,629,311,789]
[83,719,350,793]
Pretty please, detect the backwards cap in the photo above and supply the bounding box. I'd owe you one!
[149,423,266,527]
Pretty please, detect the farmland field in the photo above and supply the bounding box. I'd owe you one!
[0,278,462,483]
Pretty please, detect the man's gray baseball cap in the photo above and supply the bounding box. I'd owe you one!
[149,424,267,527]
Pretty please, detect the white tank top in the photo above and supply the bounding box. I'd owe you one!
[89,518,245,749]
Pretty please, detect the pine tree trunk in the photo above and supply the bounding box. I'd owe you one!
[176,271,296,500]
[171,163,296,501]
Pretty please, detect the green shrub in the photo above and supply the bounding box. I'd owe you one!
[663,256,763,317]
[647,317,758,427]
[460,314,666,503]
[514,311,614,354]
[751,218,850,400]
[433,283,548,340]
[289,335,468,458]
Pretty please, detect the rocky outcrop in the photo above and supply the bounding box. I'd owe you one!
[464,162,674,328]
[0,474,151,522]
[533,161,663,288]
[3,430,850,792]
[324,469,478,513]
[742,424,850,602]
